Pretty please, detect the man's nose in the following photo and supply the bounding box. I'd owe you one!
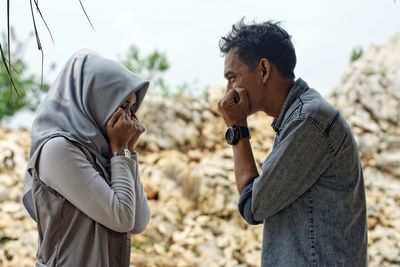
[226,82,233,92]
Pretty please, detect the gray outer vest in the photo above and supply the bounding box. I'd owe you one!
[27,137,131,267]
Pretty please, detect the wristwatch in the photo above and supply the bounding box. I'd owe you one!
[225,125,250,145]
[113,148,132,158]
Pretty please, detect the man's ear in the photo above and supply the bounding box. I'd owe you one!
[259,58,271,83]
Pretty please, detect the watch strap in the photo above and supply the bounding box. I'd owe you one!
[112,148,132,158]
[235,125,250,139]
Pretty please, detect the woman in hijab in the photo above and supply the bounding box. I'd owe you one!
[22,49,151,267]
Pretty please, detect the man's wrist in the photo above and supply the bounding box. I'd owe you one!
[228,121,247,127]
[225,125,251,145]
[238,174,258,194]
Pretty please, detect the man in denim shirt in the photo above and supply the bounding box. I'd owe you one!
[218,19,368,266]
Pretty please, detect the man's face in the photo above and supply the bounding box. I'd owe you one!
[224,50,264,115]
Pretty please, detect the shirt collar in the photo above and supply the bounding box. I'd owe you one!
[271,78,309,133]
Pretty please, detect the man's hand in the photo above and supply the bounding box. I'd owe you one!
[218,87,250,126]
[218,87,258,193]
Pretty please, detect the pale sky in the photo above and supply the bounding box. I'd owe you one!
[0,0,399,128]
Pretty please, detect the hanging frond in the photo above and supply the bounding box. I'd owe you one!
[79,0,95,30]
[0,42,18,96]
[1,0,95,96]
[32,0,55,44]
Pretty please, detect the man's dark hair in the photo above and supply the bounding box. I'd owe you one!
[219,18,296,79]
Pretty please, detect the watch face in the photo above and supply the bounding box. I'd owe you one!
[225,127,238,145]
[123,149,132,158]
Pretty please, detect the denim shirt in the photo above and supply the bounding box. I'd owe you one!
[238,78,368,267]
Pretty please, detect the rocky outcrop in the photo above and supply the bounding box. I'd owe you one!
[327,33,400,267]
[328,34,400,178]
[1,34,400,267]
[0,129,36,267]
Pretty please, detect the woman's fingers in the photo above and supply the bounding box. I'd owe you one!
[131,113,143,125]
[131,113,138,120]
[107,108,124,128]
[136,124,146,133]
[107,109,146,153]
[115,109,134,129]
[131,117,145,133]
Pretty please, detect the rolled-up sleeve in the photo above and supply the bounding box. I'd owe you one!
[238,181,263,225]
[242,119,335,223]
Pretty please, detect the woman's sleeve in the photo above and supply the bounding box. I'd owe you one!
[130,153,151,234]
[37,137,139,233]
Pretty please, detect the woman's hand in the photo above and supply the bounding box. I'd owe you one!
[128,113,145,152]
[107,108,137,153]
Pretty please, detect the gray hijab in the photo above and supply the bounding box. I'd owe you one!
[23,49,149,220]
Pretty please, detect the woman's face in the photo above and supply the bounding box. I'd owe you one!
[120,94,137,116]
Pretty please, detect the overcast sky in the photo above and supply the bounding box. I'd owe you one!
[1,0,399,98]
